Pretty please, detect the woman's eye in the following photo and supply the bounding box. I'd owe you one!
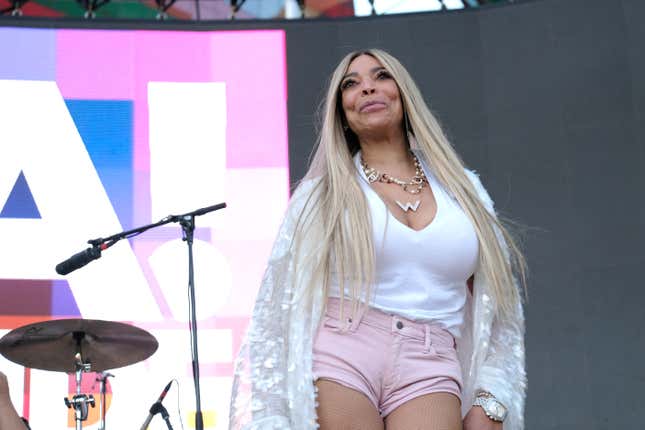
[376,70,392,79]
[340,79,356,90]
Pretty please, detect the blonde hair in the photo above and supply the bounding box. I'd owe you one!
[292,49,526,320]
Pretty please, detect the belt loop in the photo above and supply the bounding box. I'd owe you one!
[349,302,366,331]
[424,325,432,353]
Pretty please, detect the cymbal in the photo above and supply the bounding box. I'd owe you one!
[0,319,158,373]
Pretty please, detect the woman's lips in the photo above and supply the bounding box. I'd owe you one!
[360,101,387,113]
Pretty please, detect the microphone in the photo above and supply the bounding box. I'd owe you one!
[140,380,173,430]
[55,246,102,275]
[191,202,226,217]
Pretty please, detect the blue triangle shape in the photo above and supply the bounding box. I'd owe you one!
[0,171,41,219]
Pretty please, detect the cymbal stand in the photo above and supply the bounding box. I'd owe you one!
[64,332,95,430]
[97,372,114,430]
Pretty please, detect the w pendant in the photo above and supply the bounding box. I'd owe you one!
[396,200,421,212]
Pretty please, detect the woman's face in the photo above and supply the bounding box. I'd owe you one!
[339,54,403,139]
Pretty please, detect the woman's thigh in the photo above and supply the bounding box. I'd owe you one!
[316,379,384,430]
[384,392,462,430]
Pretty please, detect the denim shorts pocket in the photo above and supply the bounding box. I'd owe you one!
[432,344,459,362]
[322,315,356,333]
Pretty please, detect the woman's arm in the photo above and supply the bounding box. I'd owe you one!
[229,179,321,429]
[468,298,526,430]
[464,170,527,430]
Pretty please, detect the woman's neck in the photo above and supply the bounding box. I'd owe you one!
[359,132,411,170]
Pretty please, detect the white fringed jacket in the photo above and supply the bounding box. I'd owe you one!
[229,167,526,430]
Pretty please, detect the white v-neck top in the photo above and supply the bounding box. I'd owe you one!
[328,151,479,337]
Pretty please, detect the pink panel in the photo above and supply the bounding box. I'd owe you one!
[56,30,135,100]
[132,31,213,170]
[210,31,289,169]
[56,29,288,223]
[214,239,274,317]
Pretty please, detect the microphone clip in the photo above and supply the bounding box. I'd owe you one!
[149,401,170,418]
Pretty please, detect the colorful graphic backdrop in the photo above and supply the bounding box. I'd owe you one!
[0,26,289,429]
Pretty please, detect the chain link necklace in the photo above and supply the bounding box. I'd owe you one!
[360,153,428,212]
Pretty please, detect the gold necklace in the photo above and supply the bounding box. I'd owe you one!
[360,153,428,212]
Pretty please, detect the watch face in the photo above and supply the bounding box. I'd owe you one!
[487,399,507,420]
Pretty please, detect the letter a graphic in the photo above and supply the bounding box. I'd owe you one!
[0,80,161,321]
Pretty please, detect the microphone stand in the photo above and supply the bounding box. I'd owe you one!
[179,214,204,430]
[150,403,174,430]
[82,202,226,430]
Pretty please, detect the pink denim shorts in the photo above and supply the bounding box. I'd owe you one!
[312,298,463,417]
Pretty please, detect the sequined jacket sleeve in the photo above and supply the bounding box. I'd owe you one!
[465,170,527,430]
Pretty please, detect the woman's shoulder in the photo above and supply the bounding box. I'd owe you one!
[283,177,324,222]
[411,148,494,210]
[291,177,323,202]
[463,168,495,213]
[463,168,484,190]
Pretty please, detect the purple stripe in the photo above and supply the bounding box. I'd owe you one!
[0,28,56,80]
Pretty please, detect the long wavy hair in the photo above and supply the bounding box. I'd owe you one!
[291,49,526,321]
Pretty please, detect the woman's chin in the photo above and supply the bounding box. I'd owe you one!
[354,121,400,139]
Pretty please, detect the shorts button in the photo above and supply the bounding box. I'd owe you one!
[396,321,404,329]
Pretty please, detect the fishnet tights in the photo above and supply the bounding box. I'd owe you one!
[316,379,462,430]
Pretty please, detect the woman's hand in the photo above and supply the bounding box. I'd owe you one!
[463,406,503,430]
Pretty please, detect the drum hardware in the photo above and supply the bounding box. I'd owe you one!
[96,371,114,430]
[64,342,96,430]
[0,319,159,430]
[53,202,227,430]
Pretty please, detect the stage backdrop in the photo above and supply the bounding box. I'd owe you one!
[1,0,644,429]
[0,27,289,429]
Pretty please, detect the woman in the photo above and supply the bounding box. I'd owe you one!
[229,49,526,430]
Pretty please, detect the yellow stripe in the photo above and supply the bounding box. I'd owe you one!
[187,410,217,428]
